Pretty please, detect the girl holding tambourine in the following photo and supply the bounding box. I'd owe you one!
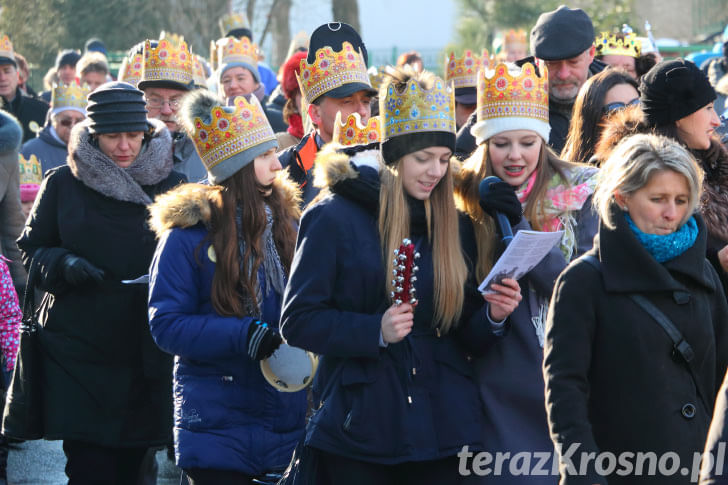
[280,67,521,484]
[147,91,306,485]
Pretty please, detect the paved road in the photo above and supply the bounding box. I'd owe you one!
[7,440,183,484]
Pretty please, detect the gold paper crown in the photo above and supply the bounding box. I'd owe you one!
[595,32,641,58]
[333,112,381,146]
[0,35,13,61]
[51,83,90,110]
[382,75,455,140]
[296,41,371,104]
[219,12,250,36]
[474,62,549,141]
[19,153,42,186]
[445,50,488,89]
[217,36,258,70]
[191,96,275,171]
[504,29,527,48]
[117,53,143,87]
[159,31,185,47]
[141,39,193,86]
[193,55,207,87]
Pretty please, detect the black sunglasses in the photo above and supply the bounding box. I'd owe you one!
[57,117,83,127]
[602,98,640,114]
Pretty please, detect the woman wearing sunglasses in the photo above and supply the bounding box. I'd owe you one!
[560,69,639,165]
[595,59,728,299]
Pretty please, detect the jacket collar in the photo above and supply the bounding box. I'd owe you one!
[596,204,715,293]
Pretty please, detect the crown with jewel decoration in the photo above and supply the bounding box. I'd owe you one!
[190,95,275,177]
[19,153,42,201]
[471,62,550,143]
[504,29,527,49]
[219,12,250,37]
[445,50,488,89]
[159,31,185,47]
[51,82,90,113]
[140,38,193,89]
[217,36,258,73]
[192,55,208,87]
[0,35,13,63]
[118,53,143,87]
[333,112,381,146]
[381,75,455,141]
[595,32,641,58]
[296,41,371,104]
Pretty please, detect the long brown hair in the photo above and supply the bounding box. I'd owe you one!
[455,141,577,281]
[207,165,300,317]
[561,69,639,165]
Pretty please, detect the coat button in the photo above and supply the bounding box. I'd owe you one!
[681,403,696,419]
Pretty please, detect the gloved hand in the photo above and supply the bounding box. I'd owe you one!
[61,254,105,286]
[478,179,522,226]
[246,320,282,361]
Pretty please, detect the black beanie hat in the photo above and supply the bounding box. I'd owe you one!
[55,49,81,69]
[640,59,716,126]
[86,81,151,135]
[382,132,456,165]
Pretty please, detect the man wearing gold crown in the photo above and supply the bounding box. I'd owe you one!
[277,22,376,207]
[21,83,88,173]
[137,39,207,183]
[0,35,49,143]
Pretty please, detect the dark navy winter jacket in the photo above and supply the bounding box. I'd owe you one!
[280,166,499,464]
[21,124,68,174]
[148,224,306,475]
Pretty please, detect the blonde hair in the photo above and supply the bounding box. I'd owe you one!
[378,68,466,334]
[454,138,582,281]
[593,134,703,229]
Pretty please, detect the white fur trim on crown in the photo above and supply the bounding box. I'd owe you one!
[470,116,550,145]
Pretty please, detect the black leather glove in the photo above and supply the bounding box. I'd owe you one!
[246,320,282,361]
[478,179,522,226]
[61,254,105,286]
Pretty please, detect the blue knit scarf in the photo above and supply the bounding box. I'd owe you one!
[625,214,698,263]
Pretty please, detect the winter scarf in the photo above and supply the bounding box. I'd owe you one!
[235,204,287,318]
[67,119,173,205]
[626,214,698,263]
[515,164,598,261]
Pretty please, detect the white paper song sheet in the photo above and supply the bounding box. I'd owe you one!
[478,230,564,294]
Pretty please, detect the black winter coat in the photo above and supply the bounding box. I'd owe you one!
[17,121,185,447]
[1,88,49,143]
[544,207,728,485]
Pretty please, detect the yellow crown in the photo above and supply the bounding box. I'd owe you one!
[117,53,143,87]
[159,31,185,47]
[51,83,90,111]
[296,41,371,104]
[191,96,275,171]
[445,50,488,89]
[19,153,42,186]
[219,12,250,36]
[504,29,527,48]
[333,112,381,146]
[141,38,193,86]
[0,35,13,61]
[473,62,550,142]
[217,36,258,70]
[381,75,455,140]
[193,55,207,87]
[595,32,641,58]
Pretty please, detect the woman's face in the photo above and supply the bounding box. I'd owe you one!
[675,102,720,150]
[253,148,282,196]
[220,66,258,99]
[615,169,691,235]
[97,131,144,168]
[602,83,639,114]
[400,146,451,200]
[488,130,542,187]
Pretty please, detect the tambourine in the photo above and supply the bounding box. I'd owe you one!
[260,343,319,392]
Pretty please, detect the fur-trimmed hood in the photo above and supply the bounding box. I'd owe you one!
[592,105,650,165]
[148,173,301,239]
[0,110,22,155]
[67,118,173,205]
